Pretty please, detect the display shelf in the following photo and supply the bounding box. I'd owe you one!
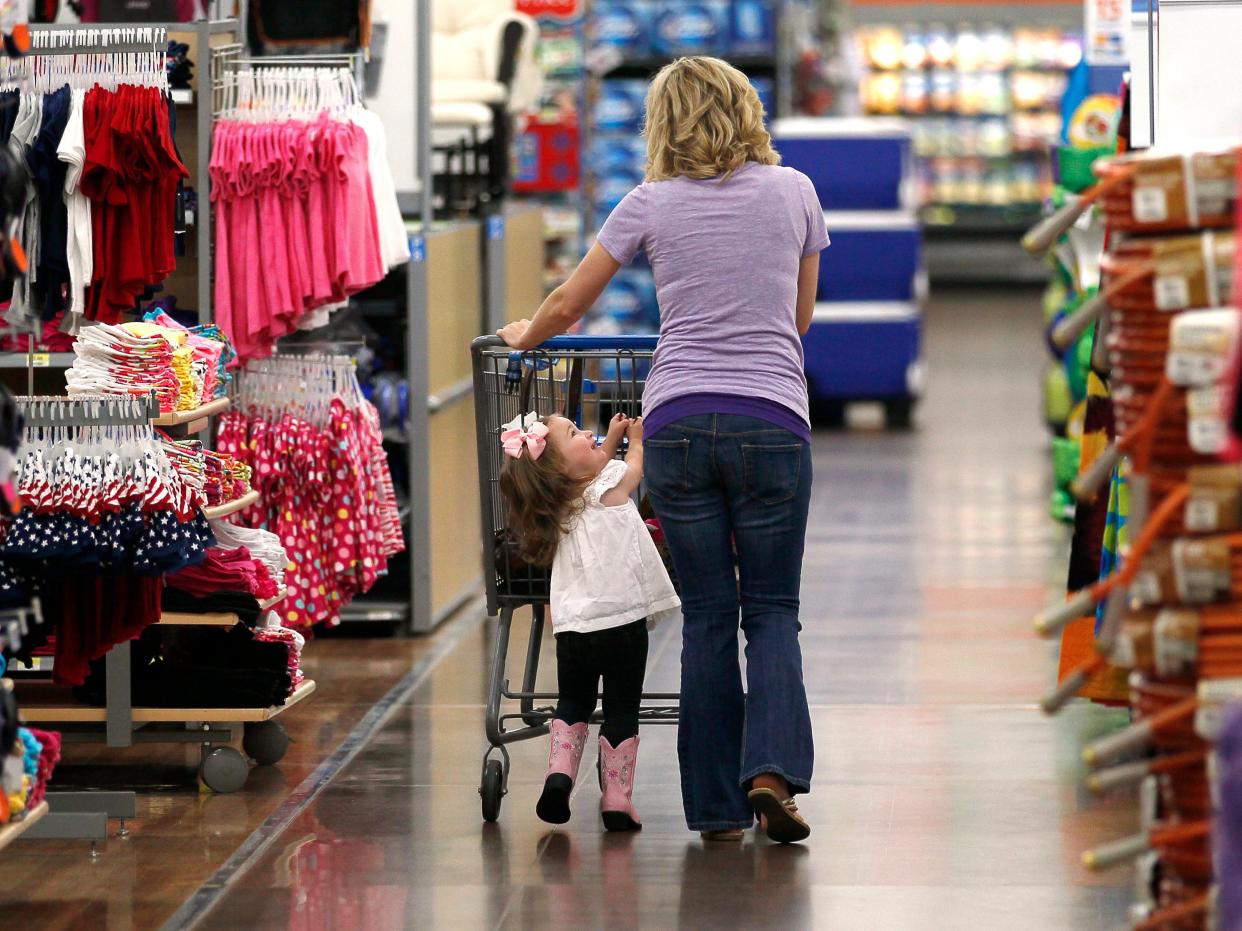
[203,489,260,521]
[920,203,1043,232]
[158,590,287,627]
[19,680,316,725]
[0,352,74,369]
[603,54,776,79]
[153,396,231,428]
[0,801,48,853]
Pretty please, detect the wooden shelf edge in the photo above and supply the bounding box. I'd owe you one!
[158,611,238,627]
[0,800,48,852]
[202,489,260,521]
[19,679,317,725]
[153,396,231,427]
[158,589,285,626]
[260,589,287,611]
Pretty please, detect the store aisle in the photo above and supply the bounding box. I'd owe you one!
[184,289,1136,930]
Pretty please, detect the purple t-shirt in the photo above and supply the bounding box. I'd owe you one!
[595,161,830,433]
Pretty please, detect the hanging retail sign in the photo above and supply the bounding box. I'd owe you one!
[516,0,581,21]
[1084,0,1128,66]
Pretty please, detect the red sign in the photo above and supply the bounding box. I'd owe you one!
[516,0,581,19]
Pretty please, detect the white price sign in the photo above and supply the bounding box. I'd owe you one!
[1085,0,1128,66]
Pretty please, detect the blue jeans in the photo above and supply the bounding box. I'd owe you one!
[645,414,814,831]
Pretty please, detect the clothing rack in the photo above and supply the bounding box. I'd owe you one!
[17,393,160,428]
[212,50,365,116]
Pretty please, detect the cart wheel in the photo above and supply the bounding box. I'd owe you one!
[243,721,290,766]
[884,398,915,431]
[480,759,505,822]
[200,747,250,794]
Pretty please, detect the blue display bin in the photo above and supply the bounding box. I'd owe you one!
[802,303,923,405]
[772,117,913,211]
[819,211,921,302]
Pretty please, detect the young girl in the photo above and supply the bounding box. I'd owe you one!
[499,410,679,831]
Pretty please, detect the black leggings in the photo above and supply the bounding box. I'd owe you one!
[554,619,648,747]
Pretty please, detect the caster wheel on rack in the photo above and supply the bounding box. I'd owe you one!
[884,397,915,431]
[480,759,505,823]
[200,747,250,794]
[243,721,290,766]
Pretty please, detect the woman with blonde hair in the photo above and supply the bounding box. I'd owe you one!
[499,56,828,844]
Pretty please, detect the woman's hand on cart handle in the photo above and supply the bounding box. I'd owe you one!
[499,245,623,350]
[497,318,533,350]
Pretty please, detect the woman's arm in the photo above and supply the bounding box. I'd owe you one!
[796,253,819,337]
[498,243,622,350]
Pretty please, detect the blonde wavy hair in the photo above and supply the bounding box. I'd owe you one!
[644,56,780,182]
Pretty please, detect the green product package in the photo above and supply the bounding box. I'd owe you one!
[1058,146,1115,194]
[1052,436,1081,488]
[1044,363,1072,429]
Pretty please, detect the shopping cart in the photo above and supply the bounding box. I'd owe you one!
[470,335,679,822]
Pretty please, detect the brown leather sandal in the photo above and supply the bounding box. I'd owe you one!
[700,829,745,842]
[747,788,811,844]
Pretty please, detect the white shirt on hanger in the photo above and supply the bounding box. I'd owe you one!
[58,88,92,331]
[352,108,411,270]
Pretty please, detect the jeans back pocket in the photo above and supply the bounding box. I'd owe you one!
[644,437,691,497]
[741,443,803,506]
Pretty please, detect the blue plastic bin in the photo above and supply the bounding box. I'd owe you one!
[772,117,913,210]
[802,303,923,403]
[819,211,921,302]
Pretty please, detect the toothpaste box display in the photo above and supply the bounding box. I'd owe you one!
[589,133,648,175]
[590,1,655,58]
[597,268,660,330]
[594,164,646,219]
[592,79,649,133]
[651,1,729,57]
[729,0,776,56]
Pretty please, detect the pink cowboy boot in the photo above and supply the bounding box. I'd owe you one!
[598,735,642,832]
[537,720,589,825]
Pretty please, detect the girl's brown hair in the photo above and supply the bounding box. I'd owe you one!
[644,55,780,182]
[498,420,589,567]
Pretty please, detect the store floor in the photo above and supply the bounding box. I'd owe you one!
[7,287,1137,930]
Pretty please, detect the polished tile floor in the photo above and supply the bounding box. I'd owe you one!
[6,289,1137,929]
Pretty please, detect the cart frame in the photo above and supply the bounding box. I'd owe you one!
[469,335,679,822]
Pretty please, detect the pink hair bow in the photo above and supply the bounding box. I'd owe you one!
[501,420,549,461]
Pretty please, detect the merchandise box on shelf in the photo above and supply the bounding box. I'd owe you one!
[802,302,923,409]
[817,210,922,303]
[772,117,914,211]
[651,1,730,58]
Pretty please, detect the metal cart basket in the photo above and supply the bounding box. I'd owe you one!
[470,335,679,822]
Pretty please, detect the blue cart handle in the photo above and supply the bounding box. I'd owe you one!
[473,335,658,352]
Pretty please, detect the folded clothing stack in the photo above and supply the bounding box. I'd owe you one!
[142,306,235,401]
[209,520,287,589]
[67,319,236,414]
[165,545,279,601]
[65,322,181,412]
[203,449,252,506]
[159,434,208,511]
[254,624,305,692]
[161,588,263,626]
[77,624,293,708]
